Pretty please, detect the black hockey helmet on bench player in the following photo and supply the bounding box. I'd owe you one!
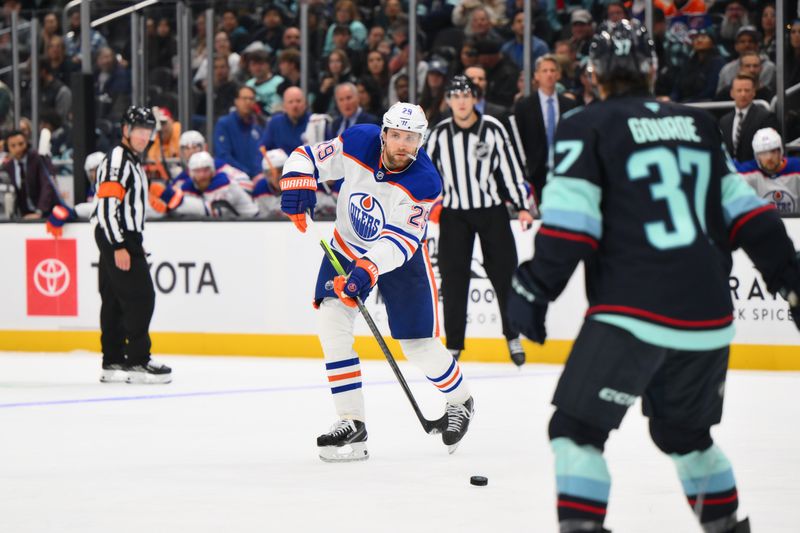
[588,19,656,88]
[122,105,157,130]
[444,74,478,98]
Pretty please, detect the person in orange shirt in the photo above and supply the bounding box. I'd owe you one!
[145,106,182,180]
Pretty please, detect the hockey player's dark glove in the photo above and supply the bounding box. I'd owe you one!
[280,174,317,233]
[507,265,549,344]
[333,258,379,308]
[45,205,76,238]
[779,251,800,330]
[210,199,239,218]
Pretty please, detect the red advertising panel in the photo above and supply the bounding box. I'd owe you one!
[26,239,78,316]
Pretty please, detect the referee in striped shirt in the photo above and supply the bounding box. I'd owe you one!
[427,75,534,366]
[93,106,172,384]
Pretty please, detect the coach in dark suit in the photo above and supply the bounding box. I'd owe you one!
[720,73,779,162]
[511,54,578,203]
[2,130,58,218]
[326,82,380,138]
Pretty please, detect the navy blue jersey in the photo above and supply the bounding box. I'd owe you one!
[524,96,796,350]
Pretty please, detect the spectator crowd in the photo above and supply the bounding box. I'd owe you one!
[1,0,800,219]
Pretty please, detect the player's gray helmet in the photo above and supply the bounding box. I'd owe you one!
[588,19,656,86]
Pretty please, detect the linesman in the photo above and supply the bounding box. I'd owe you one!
[426,75,534,365]
[94,106,172,384]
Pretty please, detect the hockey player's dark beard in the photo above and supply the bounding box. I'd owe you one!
[383,151,413,171]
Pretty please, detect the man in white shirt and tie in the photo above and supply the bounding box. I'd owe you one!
[511,54,577,203]
[720,73,778,162]
[326,82,380,138]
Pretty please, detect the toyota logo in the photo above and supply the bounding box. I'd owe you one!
[33,258,71,297]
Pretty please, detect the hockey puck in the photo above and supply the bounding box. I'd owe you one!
[470,476,488,486]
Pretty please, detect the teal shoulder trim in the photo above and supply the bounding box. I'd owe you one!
[541,177,603,238]
[561,106,584,121]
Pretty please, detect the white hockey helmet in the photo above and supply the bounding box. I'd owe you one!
[751,127,783,157]
[188,151,215,172]
[179,130,206,148]
[262,148,288,171]
[84,151,106,174]
[382,102,428,152]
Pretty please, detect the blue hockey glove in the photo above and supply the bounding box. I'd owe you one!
[507,265,549,344]
[149,180,184,213]
[333,258,379,308]
[280,174,317,233]
[46,205,76,238]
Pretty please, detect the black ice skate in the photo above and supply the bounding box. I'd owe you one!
[440,397,474,454]
[507,337,525,367]
[559,519,611,532]
[126,360,172,384]
[317,419,369,462]
[99,363,129,383]
[728,517,750,533]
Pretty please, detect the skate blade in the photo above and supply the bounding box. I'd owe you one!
[126,373,172,385]
[447,442,460,455]
[99,370,128,383]
[319,442,369,463]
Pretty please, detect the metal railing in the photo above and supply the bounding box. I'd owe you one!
[684,99,772,113]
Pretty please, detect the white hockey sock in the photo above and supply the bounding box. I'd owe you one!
[400,338,471,405]
[318,298,365,421]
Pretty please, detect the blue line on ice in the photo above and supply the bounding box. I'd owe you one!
[0,369,560,409]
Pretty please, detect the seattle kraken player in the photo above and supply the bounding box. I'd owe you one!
[280,103,475,462]
[508,20,800,533]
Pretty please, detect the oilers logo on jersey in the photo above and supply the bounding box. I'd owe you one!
[348,193,385,242]
[766,190,796,213]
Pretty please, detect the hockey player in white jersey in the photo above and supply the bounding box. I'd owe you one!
[281,102,475,462]
[736,128,800,215]
[150,151,258,217]
[175,130,252,192]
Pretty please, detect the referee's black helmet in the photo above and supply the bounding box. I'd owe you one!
[589,19,656,86]
[122,106,157,129]
[445,75,478,98]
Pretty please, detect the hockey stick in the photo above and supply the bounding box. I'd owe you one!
[307,214,442,435]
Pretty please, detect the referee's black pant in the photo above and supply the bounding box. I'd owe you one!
[95,225,155,367]
[438,205,518,351]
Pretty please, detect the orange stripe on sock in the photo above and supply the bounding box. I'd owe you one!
[328,370,362,382]
[436,366,460,389]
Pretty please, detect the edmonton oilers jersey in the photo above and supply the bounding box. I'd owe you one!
[282,124,441,275]
[736,157,800,215]
[527,97,780,351]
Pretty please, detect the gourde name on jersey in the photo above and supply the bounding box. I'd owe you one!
[627,115,701,144]
[283,124,442,275]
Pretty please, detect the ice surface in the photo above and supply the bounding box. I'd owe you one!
[0,352,797,532]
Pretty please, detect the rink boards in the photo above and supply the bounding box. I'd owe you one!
[0,219,798,370]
